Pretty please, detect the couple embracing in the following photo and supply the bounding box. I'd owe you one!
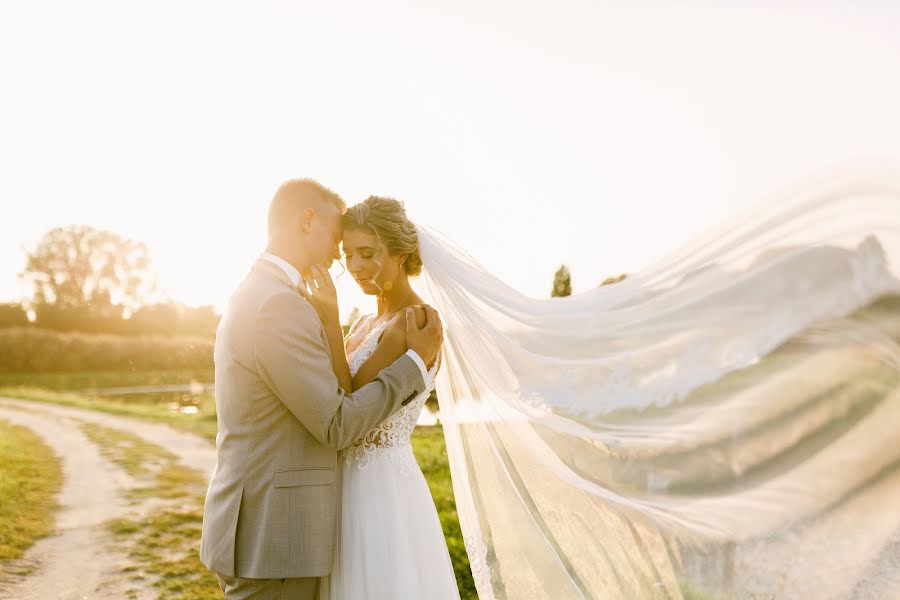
[199,179,461,599]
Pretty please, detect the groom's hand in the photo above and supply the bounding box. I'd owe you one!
[406,305,443,369]
[298,264,340,328]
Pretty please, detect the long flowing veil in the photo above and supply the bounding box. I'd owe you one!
[410,165,900,599]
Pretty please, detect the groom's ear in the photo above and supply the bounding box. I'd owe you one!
[299,208,315,234]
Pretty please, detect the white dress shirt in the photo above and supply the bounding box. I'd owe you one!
[260,252,301,288]
[259,252,430,385]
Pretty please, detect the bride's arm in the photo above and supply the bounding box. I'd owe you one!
[350,306,427,391]
[322,318,353,394]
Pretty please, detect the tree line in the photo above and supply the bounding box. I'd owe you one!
[4,225,218,338]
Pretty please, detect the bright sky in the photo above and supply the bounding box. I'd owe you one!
[3,1,900,318]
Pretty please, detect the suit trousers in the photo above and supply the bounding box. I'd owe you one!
[216,574,319,600]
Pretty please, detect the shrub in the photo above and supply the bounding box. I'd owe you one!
[0,327,213,372]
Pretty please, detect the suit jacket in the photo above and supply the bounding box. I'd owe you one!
[199,258,424,578]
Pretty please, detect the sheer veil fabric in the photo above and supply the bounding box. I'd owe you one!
[410,166,900,599]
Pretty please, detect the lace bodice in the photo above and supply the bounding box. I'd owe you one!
[343,318,439,471]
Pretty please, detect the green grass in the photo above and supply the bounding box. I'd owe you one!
[0,387,219,441]
[109,503,219,600]
[680,582,721,600]
[0,418,63,570]
[0,368,213,392]
[107,486,219,600]
[80,422,177,478]
[129,463,209,502]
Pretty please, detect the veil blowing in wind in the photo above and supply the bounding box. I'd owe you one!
[409,165,900,599]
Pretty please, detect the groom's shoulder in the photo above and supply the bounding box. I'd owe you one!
[252,285,319,333]
[257,288,315,320]
[230,271,317,327]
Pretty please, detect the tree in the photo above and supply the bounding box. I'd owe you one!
[599,273,628,287]
[0,303,29,328]
[126,302,180,335]
[343,306,362,336]
[551,265,572,297]
[127,302,219,337]
[175,304,220,337]
[21,225,155,331]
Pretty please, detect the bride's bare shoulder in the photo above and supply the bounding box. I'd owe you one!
[349,312,374,334]
[344,313,375,354]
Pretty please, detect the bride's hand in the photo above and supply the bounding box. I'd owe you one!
[298,264,340,327]
[380,305,427,351]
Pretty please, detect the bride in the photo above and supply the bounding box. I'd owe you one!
[308,196,461,600]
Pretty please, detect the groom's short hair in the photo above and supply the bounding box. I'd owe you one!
[268,179,346,234]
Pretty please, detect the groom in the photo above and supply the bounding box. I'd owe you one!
[200,179,443,599]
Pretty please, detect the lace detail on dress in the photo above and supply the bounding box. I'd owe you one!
[344,318,439,473]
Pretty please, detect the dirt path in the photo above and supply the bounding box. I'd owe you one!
[0,398,216,475]
[0,397,217,600]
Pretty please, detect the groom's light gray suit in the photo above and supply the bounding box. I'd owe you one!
[200,258,425,599]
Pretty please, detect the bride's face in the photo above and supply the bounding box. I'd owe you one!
[342,227,404,296]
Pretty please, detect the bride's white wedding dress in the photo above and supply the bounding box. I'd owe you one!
[319,317,461,600]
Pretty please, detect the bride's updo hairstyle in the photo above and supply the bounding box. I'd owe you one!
[342,196,423,276]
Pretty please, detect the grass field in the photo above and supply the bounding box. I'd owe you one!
[0,418,63,573]
[0,368,213,391]
[0,371,477,598]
